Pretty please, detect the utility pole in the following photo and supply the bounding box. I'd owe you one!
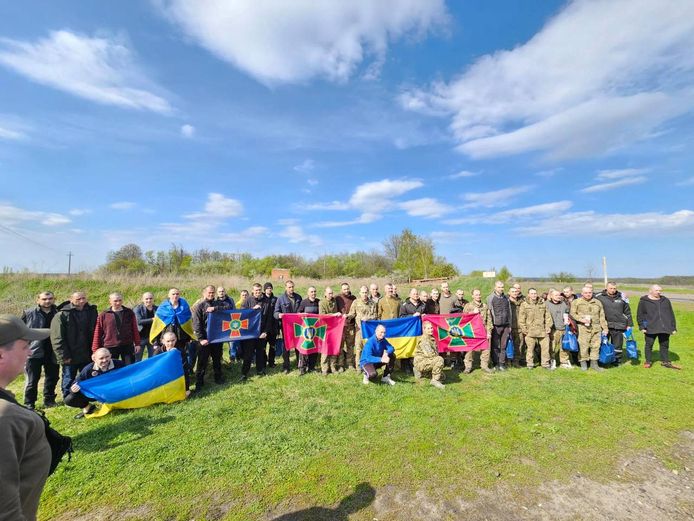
[602,256,608,288]
[67,251,73,275]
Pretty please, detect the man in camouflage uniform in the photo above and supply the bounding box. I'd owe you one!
[462,289,493,373]
[570,286,608,371]
[319,287,342,375]
[414,321,445,389]
[335,283,356,372]
[519,288,553,369]
[347,286,378,371]
[508,286,525,367]
[377,283,400,320]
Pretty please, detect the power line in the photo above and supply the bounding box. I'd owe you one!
[0,223,65,255]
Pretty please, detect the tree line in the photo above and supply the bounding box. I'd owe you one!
[101,229,459,281]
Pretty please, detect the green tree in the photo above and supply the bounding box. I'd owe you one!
[497,266,512,282]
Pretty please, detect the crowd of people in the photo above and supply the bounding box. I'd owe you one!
[9,279,681,414]
[0,278,683,521]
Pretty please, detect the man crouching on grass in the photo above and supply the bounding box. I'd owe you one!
[64,348,124,419]
[359,324,396,386]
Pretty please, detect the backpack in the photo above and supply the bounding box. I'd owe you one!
[561,325,579,352]
[598,334,616,365]
[0,393,73,475]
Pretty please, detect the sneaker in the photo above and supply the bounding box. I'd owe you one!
[527,365,534,370]
[463,367,472,374]
[544,365,555,371]
[643,361,652,369]
[590,360,605,372]
[550,360,557,370]
[662,362,681,370]
[257,371,266,376]
[580,361,588,371]
[413,368,422,379]
[483,367,494,374]
[283,368,290,374]
[430,379,445,389]
[43,400,58,408]
[74,404,96,419]
[25,403,35,410]
[497,365,507,372]
[240,374,248,382]
[560,363,573,370]
[362,374,370,385]
[382,375,396,386]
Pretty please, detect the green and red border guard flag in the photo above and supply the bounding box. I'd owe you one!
[423,313,489,352]
[281,313,345,356]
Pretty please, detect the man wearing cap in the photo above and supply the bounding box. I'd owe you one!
[0,314,52,521]
[21,291,59,409]
[51,291,98,400]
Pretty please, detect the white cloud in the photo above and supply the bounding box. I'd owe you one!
[294,159,316,173]
[0,125,26,140]
[0,202,71,226]
[399,198,453,218]
[180,124,195,138]
[305,201,347,211]
[216,226,269,242]
[447,170,478,179]
[68,208,91,216]
[446,200,572,225]
[0,30,172,113]
[184,192,243,221]
[676,176,694,187]
[159,0,447,84]
[518,210,694,236]
[110,201,136,210]
[580,167,649,193]
[402,0,694,160]
[307,179,319,186]
[581,176,647,193]
[534,168,562,178]
[279,223,322,246]
[461,185,531,209]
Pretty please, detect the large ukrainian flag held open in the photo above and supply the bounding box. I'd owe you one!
[361,316,422,359]
[78,350,186,417]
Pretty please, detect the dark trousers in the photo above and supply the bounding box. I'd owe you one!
[362,354,396,380]
[282,348,299,371]
[196,342,223,383]
[644,333,670,363]
[64,390,90,409]
[135,340,154,361]
[242,339,267,376]
[298,352,318,373]
[490,325,511,367]
[24,357,59,406]
[61,363,88,398]
[107,345,134,365]
[186,342,197,372]
[607,329,625,362]
[265,334,278,367]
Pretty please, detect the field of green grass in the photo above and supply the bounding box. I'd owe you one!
[1,275,692,520]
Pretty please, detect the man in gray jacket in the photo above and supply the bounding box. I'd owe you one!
[486,281,511,371]
[21,292,58,409]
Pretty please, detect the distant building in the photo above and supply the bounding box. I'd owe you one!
[482,271,496,278]
[271,268,291,281]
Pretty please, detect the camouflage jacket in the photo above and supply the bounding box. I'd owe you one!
[518,299,553,338]
[319,298,339,315]
[463,300,492,333]
[348,298,378,330]
[570,298,608,332]
[377,295,401,320]
[509,298,523,330]
[415,334,439,360]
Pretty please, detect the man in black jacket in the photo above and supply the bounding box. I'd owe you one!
[192,285,233,388]
[274,280,302,374]
[133,292,157,361]
[21,292,59,409]
[240,283,271,380]
[596,282,633,364]
[637,285,679,369]
[263,283,279,368]
[50,291,98,400]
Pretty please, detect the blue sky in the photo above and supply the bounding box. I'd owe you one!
[1,0,692,277]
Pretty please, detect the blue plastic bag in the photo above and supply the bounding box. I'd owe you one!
[624,330,638,359]
[598,334,616,365]
[505,335,515,359]
[275,338,284,357]
[561,325,579,352]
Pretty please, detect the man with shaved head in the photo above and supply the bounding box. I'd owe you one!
[92,292,140,366]
[569,286,608,371]
[64,348,126,419]
[637,285,679,369]
[51,291,98,399]
[134,292,157,362]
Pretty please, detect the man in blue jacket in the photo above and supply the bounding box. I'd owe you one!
[359,325,396,386]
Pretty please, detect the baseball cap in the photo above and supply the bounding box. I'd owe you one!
[0,314,50,346]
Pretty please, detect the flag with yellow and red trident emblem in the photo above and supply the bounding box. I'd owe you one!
[206,308,262,343]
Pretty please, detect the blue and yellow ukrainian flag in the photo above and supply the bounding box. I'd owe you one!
[361,316,422,359]
[79,350,186,417]
[149,297,196,343]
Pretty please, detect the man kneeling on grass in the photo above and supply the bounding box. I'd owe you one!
[359,324,396,386]
[64,348,124,419]
[414,321,445,389]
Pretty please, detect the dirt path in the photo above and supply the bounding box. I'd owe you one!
[372,431,694,521]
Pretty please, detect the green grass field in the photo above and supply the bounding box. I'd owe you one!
[2,276,693,520]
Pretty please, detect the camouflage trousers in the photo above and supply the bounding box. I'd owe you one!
[577,327,601,362]
[524,335,550,368]
[338,323,356,370]
[414,355,445,381]
[550,329,571,365]
[464,348,490,371]
[511,328,525,365]
[352,328,365,370]
[320,354,338,374]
